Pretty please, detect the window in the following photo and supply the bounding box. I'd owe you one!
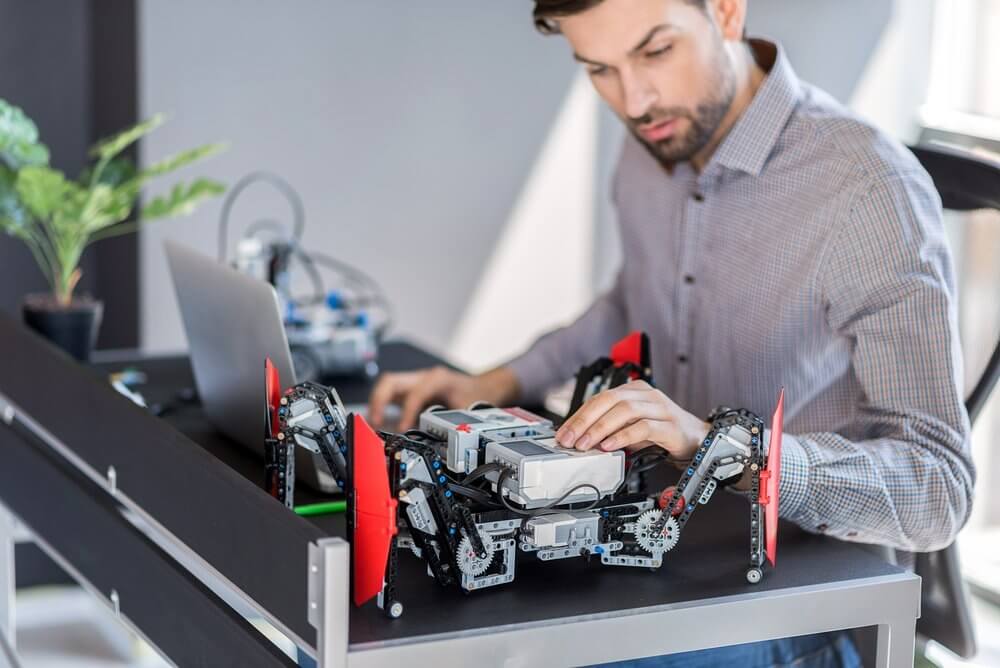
[923,0,1000,146]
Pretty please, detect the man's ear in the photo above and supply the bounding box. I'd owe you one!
[709,0,748,42]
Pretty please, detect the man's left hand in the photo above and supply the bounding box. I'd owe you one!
[554,380,711,461]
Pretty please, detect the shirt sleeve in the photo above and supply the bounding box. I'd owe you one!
[505,268,629,406]
[777,170,975,552]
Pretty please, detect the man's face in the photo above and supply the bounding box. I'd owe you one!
[557,0,738,166]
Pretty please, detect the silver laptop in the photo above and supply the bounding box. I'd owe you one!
[164,239,340,492]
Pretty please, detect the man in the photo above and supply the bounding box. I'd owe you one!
[369,0,975,664]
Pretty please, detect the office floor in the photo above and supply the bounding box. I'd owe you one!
[9,585,1000,667]
[13,586,298,667]
[14,588,167,667]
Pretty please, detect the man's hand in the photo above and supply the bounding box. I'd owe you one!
[368,365,521,430]
[554,380,710,462]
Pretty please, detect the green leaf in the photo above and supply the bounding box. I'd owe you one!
[0,164,32,236]
[79,185,134,233]
[140,178,225,221]
[0,99,50,169]
[78,184,117,230]
[52,180,89,225]
[137,143,227,183]
[46,179,130,236]
[15,166,68,220]
[90,113,166,162]
[80,156,137,188]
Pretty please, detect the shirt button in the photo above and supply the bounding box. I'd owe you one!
[692,192,704,202]
[684,275,695,284]
[677,355,688,364]
[816,524,829,533]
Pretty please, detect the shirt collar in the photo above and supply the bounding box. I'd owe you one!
[708,39,802,177]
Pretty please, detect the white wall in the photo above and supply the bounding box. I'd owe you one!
[447,73,601,372]
[848,0,936,142]
[137,1,580,364]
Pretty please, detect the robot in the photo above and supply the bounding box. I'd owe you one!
[221,171,388,380]
[238,236,380,380]
[264,332,784,618]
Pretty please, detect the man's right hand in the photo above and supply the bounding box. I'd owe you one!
[367,365,521,430]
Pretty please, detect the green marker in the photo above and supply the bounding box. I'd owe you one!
[294,500,347,517]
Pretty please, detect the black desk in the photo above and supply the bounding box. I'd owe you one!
[96,355,910,639]
[0,315,920,667]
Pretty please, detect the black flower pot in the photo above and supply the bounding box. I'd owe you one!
[22,295,104,362]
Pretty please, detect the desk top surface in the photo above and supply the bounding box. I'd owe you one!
[98,349,909,647]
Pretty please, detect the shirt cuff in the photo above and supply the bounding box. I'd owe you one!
[777,432,810,523]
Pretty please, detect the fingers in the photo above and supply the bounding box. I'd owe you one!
[556,380,656,448]
[398,367,451,430]
[599,418,684,454]
[368,371,418,428]
[572,400,663,451]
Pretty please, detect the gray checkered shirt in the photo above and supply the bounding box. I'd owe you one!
[507,40,974,555]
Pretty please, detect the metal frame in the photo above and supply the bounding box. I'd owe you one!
[0,400,302,667]
[0,503,16,668]
[310,539,920,668]
[0,388,313,655]
[0,500,172,668]
[309,539,350,668]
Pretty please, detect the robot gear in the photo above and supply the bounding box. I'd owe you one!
[634,509,680,554]
[457,531,495,576]
[404,536,423,559]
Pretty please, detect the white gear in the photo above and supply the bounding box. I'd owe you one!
[634,509,680,554]
[456,531,495,576]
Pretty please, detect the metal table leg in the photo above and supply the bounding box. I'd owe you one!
[308,538,350,668]
[0,502,18,668]
[877,615,918,668]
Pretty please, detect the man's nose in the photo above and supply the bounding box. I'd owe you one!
[621,70,657,120]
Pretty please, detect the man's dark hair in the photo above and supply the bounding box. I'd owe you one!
[534,0,707,34]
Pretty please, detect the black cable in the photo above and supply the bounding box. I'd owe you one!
[403,429,438,441]
[496,469,602,517]
[463,462,503,486]
[625,445,671,475]
[236,223,326,308]
[630,445,665,459]
[629,453,669,472]
[447,482,503,507]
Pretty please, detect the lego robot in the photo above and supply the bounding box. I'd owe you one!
[221,171,386,380]
[264,332,784,619]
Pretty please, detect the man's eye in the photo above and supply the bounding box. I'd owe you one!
[587,66,608,76]
[647,44,673,58]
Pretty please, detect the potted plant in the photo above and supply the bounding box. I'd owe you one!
[0,98,226,361]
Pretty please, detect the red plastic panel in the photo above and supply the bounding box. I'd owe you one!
[610,331,644,368]
[351,414,397,607]
[762,388,784,567]
[265,358,281,437]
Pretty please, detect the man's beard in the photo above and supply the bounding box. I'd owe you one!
[628,66,736,168]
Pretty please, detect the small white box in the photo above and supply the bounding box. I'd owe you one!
[485,437,624,509]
